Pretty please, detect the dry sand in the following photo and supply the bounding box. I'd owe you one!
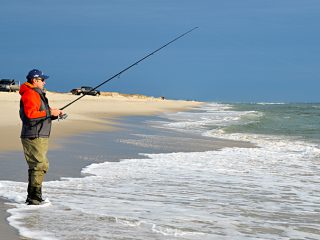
[0,91,202,152]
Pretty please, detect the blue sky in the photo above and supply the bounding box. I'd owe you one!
[0,0,319,102]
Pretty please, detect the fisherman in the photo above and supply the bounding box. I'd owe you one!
[19,69,63,205]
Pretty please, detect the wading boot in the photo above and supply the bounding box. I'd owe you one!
[26,186,44,205]
[25,183,32,204]
[25,170,32,204]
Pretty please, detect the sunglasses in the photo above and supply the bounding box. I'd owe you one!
[35,78,45,82]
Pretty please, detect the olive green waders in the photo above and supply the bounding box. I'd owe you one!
[21,137,49,205]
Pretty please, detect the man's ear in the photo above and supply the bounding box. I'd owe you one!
[29,78,36,85]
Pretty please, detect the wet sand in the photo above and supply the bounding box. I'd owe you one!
[0,199,21,240]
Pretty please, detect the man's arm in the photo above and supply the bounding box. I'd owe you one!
[21,91,47,119]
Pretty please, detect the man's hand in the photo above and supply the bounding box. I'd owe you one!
[50,108,63,117]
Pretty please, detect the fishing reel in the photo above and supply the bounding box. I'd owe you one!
[58,113,68,121]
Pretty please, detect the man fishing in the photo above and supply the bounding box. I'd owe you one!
[19,69,63,205]
[17,28,196,205]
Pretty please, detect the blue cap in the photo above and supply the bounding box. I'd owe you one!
[26,69,49,80]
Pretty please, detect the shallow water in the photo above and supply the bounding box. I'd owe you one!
[1,102,320,240]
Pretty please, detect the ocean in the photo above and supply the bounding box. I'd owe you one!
[0,102,319,240]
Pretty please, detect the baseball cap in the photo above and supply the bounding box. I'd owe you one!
[26,69,49,80]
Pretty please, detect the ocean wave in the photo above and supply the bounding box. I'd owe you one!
[256,102,286,105]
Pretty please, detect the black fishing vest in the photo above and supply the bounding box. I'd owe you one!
[20,88,52,138]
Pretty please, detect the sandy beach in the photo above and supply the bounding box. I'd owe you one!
[0,91,202,152]
[0,91,202,239]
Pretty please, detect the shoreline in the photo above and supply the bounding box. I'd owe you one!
[0,199,21,240]
[0,91,203,239]
[0,92,254,239]
[0,116,254,240]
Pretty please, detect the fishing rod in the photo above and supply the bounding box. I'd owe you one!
[60,27,198,111]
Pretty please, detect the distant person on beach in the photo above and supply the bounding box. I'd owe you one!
[19,69,63,205]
